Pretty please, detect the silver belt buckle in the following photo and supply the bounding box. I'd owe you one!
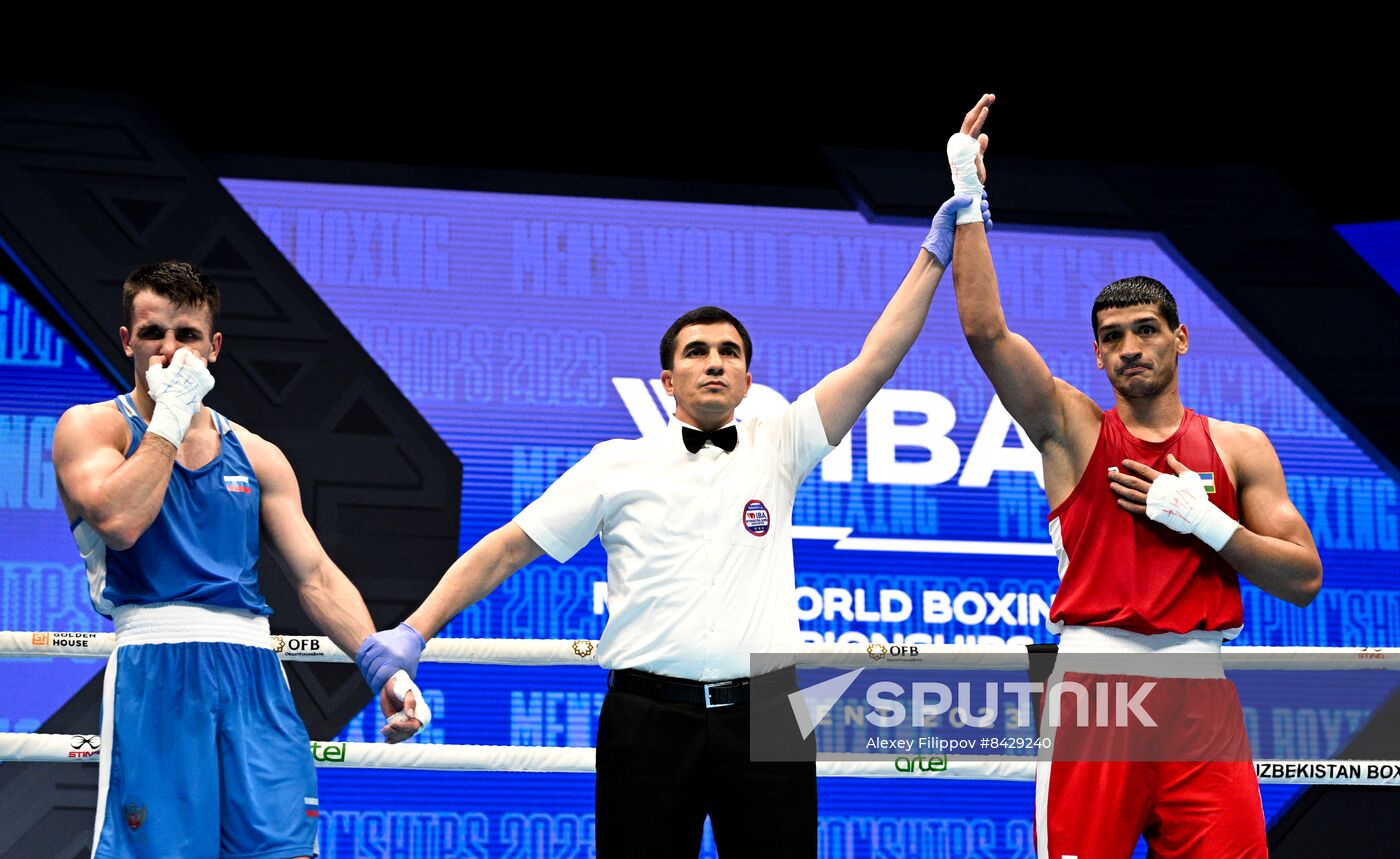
[703,680,736,708]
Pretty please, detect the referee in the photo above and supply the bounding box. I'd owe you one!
[368,95,996,856]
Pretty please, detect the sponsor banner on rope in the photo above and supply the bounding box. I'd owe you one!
[1254,761,1400,783]
[68,734,99,759]
[311,741,350,764]
[270,635,339,658]
[29,631,102,650]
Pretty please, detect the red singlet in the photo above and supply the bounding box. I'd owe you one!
[1046,407,1243,637]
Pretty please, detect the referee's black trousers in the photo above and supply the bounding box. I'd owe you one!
[596,685,818,857]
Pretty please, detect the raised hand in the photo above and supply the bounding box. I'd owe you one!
[948,93,995,224]
[959,93,994,185]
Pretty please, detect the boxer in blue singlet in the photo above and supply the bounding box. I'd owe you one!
[53,262,427,859]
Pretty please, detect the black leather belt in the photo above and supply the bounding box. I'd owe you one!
[608,668,751,708]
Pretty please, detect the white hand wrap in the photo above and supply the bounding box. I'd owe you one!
[946,133,984,225]
[144,348,215,446]
[385,668,433,733]
[1145,471,1239,552]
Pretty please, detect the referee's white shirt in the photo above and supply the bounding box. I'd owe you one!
[514,390,834,681]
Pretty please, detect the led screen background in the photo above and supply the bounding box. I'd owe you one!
[0,279,116,735]
[1,179,1396,856]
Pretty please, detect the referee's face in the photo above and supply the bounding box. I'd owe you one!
[662,322,752,430]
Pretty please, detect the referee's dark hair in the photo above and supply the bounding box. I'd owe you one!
[660,306,753,370]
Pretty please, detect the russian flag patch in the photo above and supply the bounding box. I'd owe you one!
[223,475,253,494]
[305,797,319,818]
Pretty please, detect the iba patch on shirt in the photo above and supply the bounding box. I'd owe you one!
[743,500,770,536]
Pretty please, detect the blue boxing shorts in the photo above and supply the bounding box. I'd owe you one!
[93,603,319,859]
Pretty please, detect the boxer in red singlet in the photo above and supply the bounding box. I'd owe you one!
[944,126,1322,859]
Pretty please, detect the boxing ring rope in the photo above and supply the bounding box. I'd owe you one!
[2,731,1394,785]
[4,632,1398,670]
[4,632,1398,784]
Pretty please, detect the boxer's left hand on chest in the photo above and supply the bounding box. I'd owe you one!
[1110,454,1239,551]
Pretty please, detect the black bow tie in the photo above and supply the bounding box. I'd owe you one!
[682,424,738,454]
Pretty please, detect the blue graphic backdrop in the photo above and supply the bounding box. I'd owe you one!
[1337,220,1400,295]
[0,279,115,734]
[1,179,1397,856]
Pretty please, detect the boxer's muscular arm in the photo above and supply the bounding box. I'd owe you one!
[55,349,218,549]
[242,428,432,740]
[951,221,1101,456]
[1213,423,1322,606]
[52,401,176,550]
[239,427,376,656]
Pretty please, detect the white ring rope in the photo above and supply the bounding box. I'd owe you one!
[2,631,1397,670]
[3,630,1398,785]
[2,732,1395,785]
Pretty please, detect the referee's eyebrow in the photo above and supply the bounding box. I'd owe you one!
[691,339,741,351]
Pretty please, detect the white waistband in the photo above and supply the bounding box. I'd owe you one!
[112,602,271,649]
[1055,627,1225,679]
[1058,626,1224,655]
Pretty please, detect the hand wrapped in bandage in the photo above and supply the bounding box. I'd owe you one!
[381,669,433,743]
[947,134,984,224]
[144,347,215,446]
[946,93,994,226]
[356,624,430,743]
[1108,454,1240,552]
